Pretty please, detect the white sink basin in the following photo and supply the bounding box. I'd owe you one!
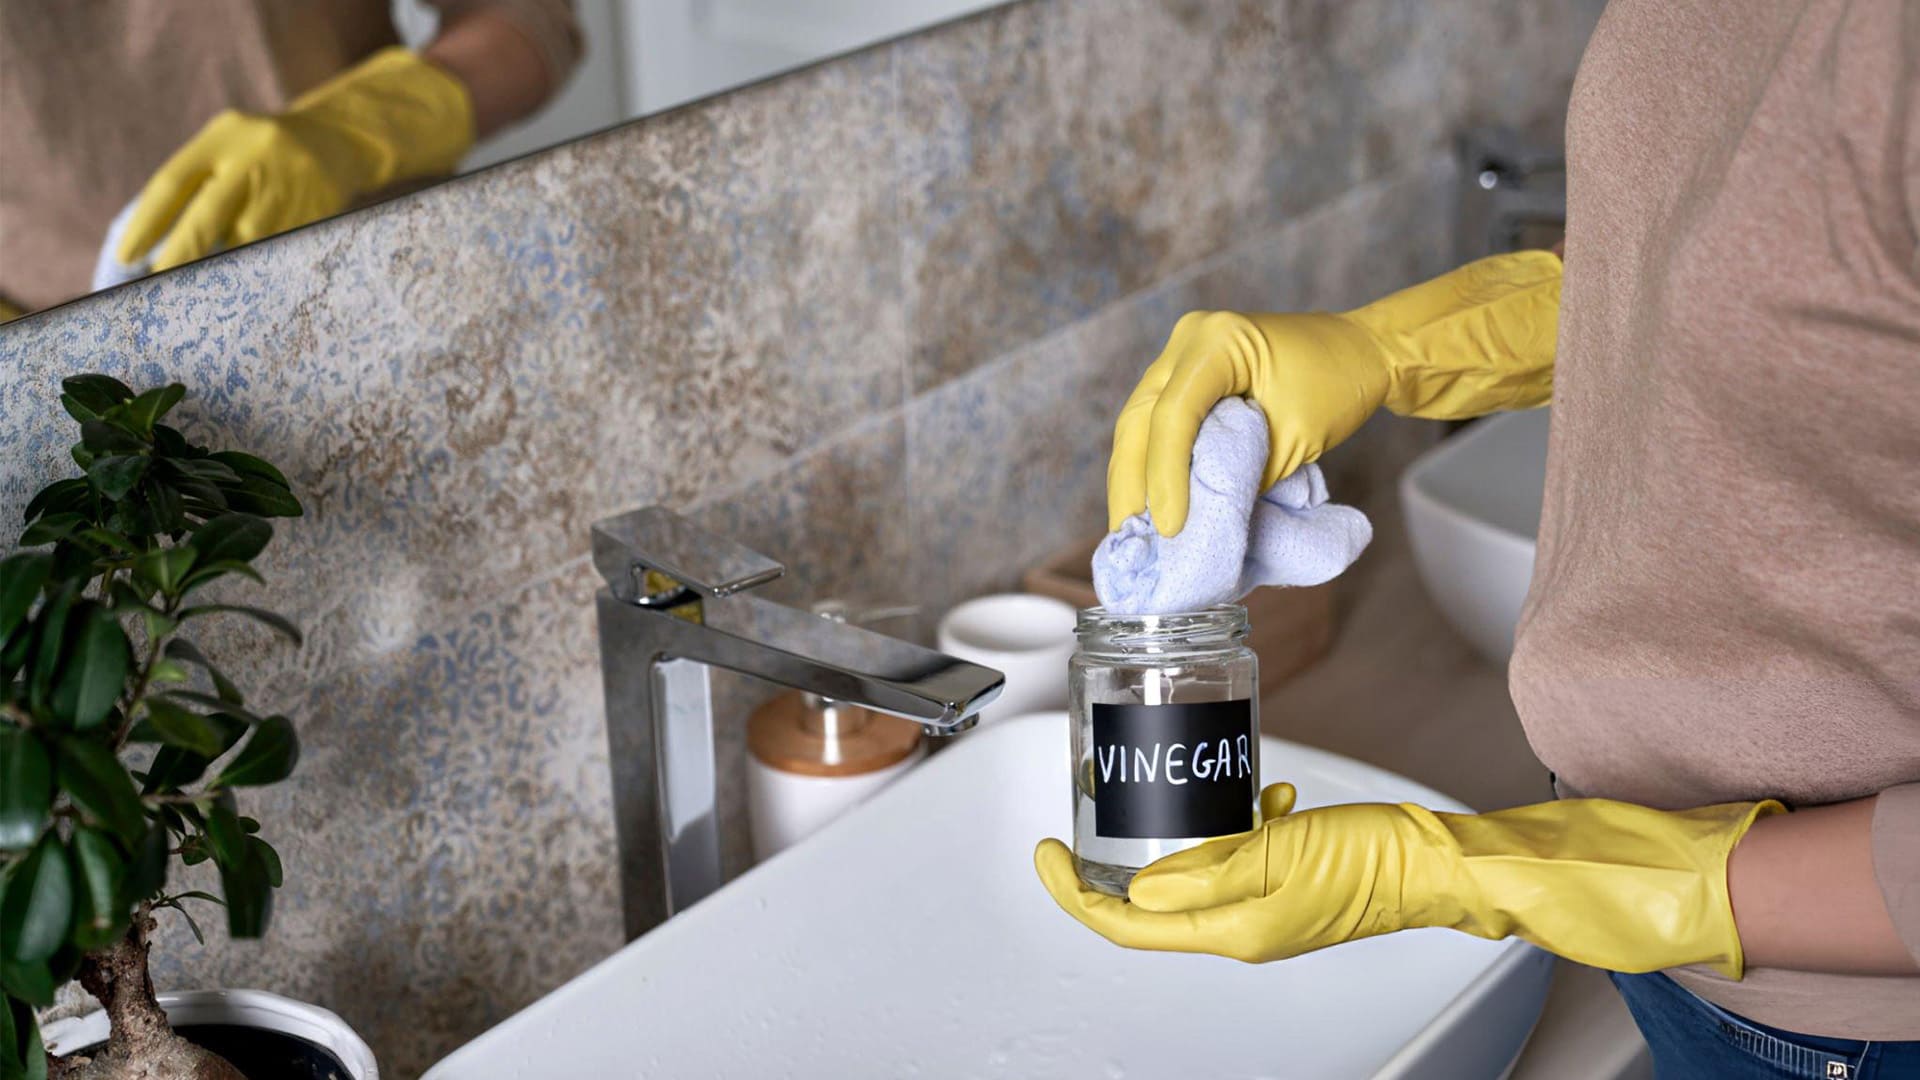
[426,714,1552,1079]
[1400,409,1550,664]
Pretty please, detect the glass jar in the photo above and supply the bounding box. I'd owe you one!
[1070,605,1260,895]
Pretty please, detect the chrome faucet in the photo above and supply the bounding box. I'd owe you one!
[591,506,1005,939]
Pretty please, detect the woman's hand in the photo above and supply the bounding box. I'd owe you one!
[1106,311,1392,536]
[1107,251,1563,537]
[117,47,475,272]
[1037,783,1782,977]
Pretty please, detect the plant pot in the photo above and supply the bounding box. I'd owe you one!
[41,989,377,1080]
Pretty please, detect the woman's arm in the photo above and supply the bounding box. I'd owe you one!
[423,7,561,139]
[1730,794,1920,974]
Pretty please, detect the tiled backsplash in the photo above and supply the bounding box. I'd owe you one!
[0,1,1603,1071]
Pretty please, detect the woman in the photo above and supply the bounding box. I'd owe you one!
[0,0,579,320]
[1037,2,1919,1074]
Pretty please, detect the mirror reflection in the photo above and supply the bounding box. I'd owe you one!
[0,0,1006,320]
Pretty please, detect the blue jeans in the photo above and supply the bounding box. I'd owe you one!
[1610,971,1920,1079]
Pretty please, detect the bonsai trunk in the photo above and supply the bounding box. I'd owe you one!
[49,907,246,1080]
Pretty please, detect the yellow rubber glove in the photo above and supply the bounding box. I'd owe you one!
[1036,783,1785,977]
[0,297,23,323]
[1108,251,1562,535]
[117,47,474,272]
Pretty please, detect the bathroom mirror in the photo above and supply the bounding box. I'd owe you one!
[0,0,1012,320]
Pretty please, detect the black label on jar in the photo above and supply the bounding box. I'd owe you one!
[1092,700,1256,839]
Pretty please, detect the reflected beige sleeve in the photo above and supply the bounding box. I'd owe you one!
[431,0,585,85]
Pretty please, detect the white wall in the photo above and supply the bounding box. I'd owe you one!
[395,0,1010,169]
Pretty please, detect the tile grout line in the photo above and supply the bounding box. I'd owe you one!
[886,30,929,554]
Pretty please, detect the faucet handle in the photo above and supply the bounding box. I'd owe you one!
[592,507,785,603]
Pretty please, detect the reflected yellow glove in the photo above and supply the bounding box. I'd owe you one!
[1036,783,1784,977]
[118,47,474,272]
[1108,251,1562,535]
[0,297,22,323]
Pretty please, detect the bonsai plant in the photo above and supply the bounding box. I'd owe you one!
[2,375,304,1080]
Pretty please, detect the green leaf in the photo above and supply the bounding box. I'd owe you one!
[5,990,48,1080]
[141,747,212,795]
[163,640,243,704]
[61,375,135,414]
[119,384,185,434]
[48,604,129,730]
[20,479,89,526]
[44,543,98,589]
[16,514,83,549]
[170,458,240,485]
[141,609,177,642]
[178,836,211,866]
[133,700,226,757]
[175,605,300,645]
[0,630,29,687]
[178,561,268,600]
[25,584,75,717]
[121,822,168,906]
[206,451,290,491]
[55,738,146,844]
[1,956,56,1007]
[60,391,100,424]
[237,817,260,835]
[133,691,228,753]
[157,692,257,723]
[214,475,302,519]
[78,420,146,456]
[0,838,71,962]
[151,423,195,459]
[73,529,136,556]
[219,842,274,939]
[109,578,158,610]
[188,514,271,567]
[157,468,227,514]
[0,731,51,851]
[217,716,298,787]
[247,837,282,889]
[146,480,185,534]
[68,828,128,951]
[132,546,196,596]
[172,890,224,905]
[147,659,190,685]
[85,455,149,501]
[133,712,243,791]
[204,795,245,866]
[168,899,206,946]
[0,554,51,649]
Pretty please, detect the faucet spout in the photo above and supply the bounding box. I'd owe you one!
[685,592,1001,729]
[591,507,1004,939]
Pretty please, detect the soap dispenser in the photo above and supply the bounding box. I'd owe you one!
[746,603,926,861]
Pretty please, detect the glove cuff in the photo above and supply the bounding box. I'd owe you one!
[287,47,476,194]
[1424,797,1787,979]
[1340,250,1562,421]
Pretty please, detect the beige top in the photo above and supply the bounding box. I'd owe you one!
[1510,0,1920,1039]
[0,0,580,313]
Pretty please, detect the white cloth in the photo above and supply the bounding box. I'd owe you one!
[1092,397,1371,616]
[91,199,189,292]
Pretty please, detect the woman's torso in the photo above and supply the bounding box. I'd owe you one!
[1510,0,1920,1038]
